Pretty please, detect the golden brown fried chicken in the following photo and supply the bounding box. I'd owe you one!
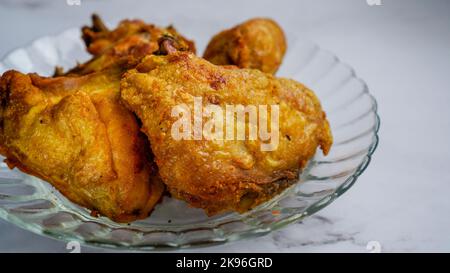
[203,18,286,74]
[0,66,164,222]
[61,14,196,75]
[120,51,332,215]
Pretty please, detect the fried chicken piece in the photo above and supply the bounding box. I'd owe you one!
[0,66,164,222]
[203,18,287,74]
[120,51,332,215]
[62,14,196,75]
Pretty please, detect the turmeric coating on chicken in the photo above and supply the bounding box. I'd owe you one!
[120,51,332,215]
[203,18,286,74]
[60,14,196,76]
[0,66,164,222]
[1,14,331,221]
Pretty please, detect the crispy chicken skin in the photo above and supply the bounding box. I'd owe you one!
[203,18,287,74]
[61,14,196,76]
[120,52,332,215]
[0,67,164,222]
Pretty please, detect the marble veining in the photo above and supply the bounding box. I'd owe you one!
[0,0,449,252]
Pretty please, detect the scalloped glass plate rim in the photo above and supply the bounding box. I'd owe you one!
[0,27,380,251]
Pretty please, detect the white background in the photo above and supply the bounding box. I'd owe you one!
[0,0,449,252]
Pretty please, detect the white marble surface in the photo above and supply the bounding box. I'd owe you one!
[0,0,449,252]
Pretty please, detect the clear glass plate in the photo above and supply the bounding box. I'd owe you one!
[0,27,379,250]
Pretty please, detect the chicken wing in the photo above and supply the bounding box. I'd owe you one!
[0,66,164,222]
[120,51,332,215]
[203,18,286,74]
[60,14,196,76]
